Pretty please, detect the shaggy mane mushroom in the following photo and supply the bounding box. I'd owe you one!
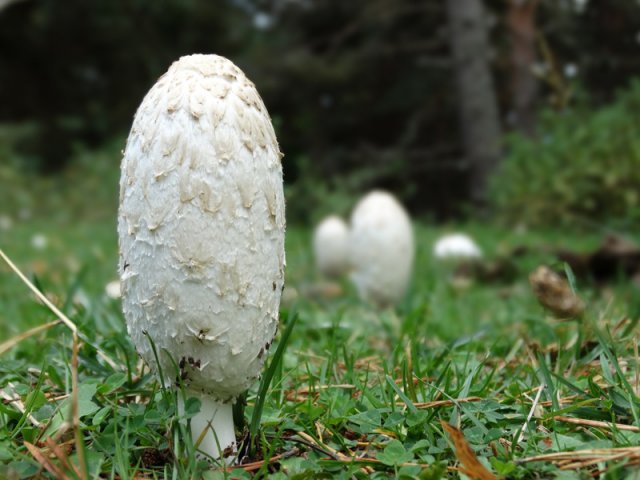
[118,54,285,462]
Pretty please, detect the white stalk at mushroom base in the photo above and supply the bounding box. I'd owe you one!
[177,393,235,458]
[118,54,285,461]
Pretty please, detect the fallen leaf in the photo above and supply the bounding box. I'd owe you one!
[24,441,71,480]
[529,265,585,319]
[441,421,498,480]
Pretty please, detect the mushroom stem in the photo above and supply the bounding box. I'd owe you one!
[180,391,236,463]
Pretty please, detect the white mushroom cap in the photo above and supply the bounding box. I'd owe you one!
[348,190,414,307]
[118,54,285,402]
[313,215,349,278]
[433,233,482,260]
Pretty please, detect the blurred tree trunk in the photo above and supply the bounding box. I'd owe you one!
[446,0,502,205]
[506,0,539,136]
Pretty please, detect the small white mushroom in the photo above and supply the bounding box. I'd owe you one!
[0,215,13,231]
[105,280,121,299]
[433,233,482,260]
[30,234,48,250]
[312,215,349,278]
[118,54,285,462]
[348,191,414,307]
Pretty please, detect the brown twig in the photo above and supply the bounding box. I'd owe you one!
[518,446,640,464]
[24,441,71,480]
[0,248,119,369]
[44,438,81,478]
[551,415,640,432]
[0,320,61,355]
[408,396,483,409]
[236,447,301,472]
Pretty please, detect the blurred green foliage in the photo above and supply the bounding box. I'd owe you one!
[3,0,640,220]
[0,0,462,218]
[0,134,122,223]
[0,0,242,173]
[490,80,640,228]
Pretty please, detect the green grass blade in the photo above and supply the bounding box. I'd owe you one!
[563,262,578,294]
[385,374,417,414]
[249,305,298,453]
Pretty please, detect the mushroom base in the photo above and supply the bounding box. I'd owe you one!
[178,391,236,463]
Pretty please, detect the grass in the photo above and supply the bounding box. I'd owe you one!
[1,169,640,478]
